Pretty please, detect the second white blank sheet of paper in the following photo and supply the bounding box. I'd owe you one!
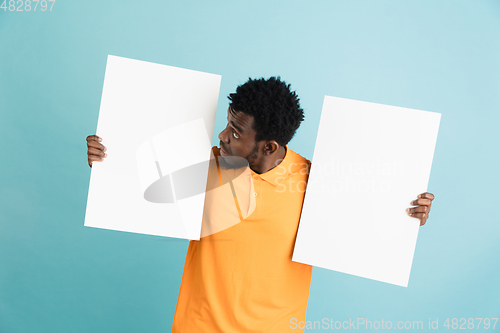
[292,96,441,287]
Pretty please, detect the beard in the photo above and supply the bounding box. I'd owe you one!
[217,155,249,170]
[218,140,259,171]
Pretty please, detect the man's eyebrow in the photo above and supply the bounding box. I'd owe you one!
[230,120,243,134]
[227,107,244,133]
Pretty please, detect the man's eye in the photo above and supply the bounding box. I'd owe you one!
[232,130,239,139]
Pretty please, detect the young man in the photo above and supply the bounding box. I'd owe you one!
[86,77,434,332]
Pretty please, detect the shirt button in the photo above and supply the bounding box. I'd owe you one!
[254,192,258,197]
[253,175,259,180]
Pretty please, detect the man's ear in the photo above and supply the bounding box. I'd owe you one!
[263,141,280,156]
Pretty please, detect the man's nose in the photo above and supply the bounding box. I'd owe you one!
[218,126,230,143]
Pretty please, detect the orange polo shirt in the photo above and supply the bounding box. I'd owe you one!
[172,146,313,333]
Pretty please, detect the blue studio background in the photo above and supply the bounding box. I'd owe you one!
[1,1,499,332]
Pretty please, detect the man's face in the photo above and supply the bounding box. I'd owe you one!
[218,106,261,165]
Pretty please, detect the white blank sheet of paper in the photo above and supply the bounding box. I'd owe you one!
[292,96,441,287]
[84,55,221,240]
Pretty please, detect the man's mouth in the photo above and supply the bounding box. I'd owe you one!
[220,147,228,156]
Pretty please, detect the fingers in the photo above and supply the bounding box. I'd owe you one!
[418,192,435,200]
[86,135,107,151]
[86,135,106,168]
[406,207,428,218]
[407,192,434,226]
[86,135,102,142]
[417,213,428,226]
[407,206,428,214]
[410,212,427,220]
[88,147,107,168]
[88,147,107,157]
[410,198,432,206]
[87,139,107,152]
[407,210,429,225]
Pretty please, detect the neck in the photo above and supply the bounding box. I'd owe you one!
[250,146,287,174]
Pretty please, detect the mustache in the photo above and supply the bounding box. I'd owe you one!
[219,141,228,153]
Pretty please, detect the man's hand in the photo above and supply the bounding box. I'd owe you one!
[407,192,435,226]
[86,135,107,167]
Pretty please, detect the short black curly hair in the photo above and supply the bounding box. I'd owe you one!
[228,77,304,147]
